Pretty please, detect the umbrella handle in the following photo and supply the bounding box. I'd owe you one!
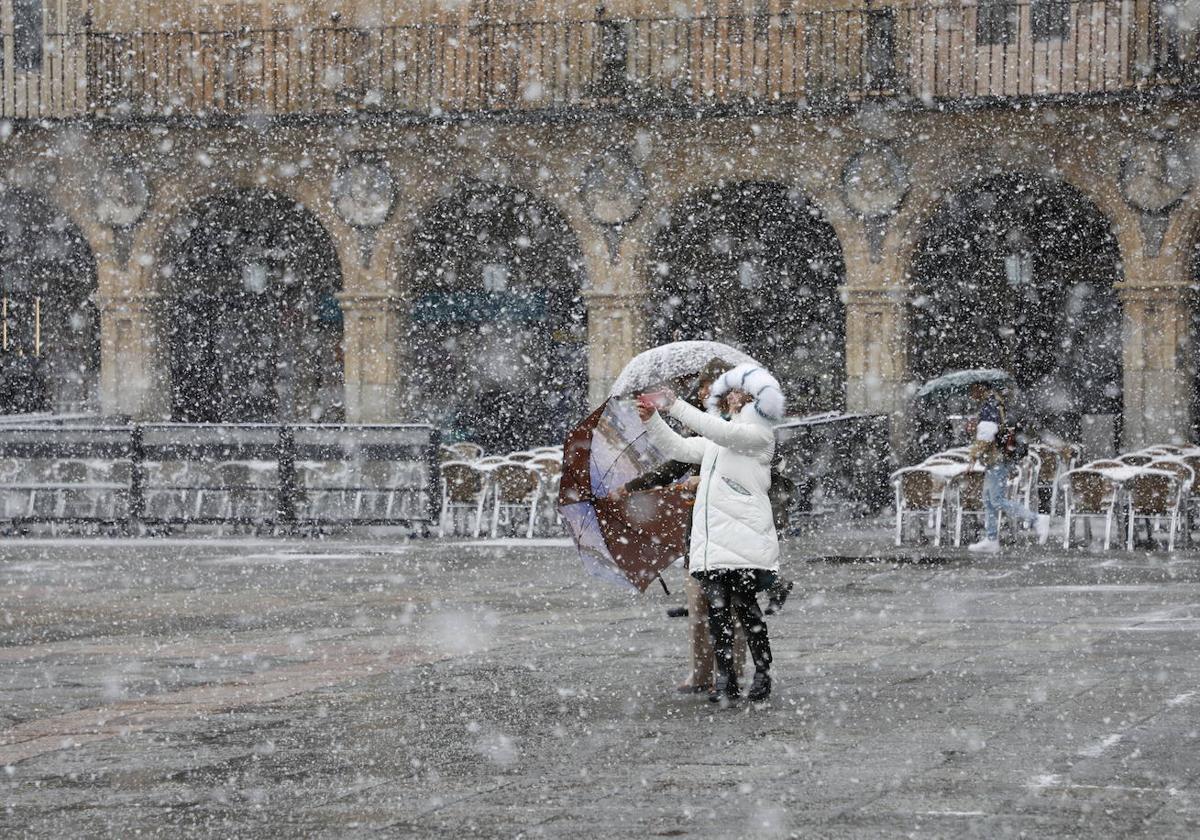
[657,575,670,596]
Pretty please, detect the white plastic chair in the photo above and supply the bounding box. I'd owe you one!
[891,466,949,547]
[438,460,489,538]
[1059,468,1120,550]
[489,461,544,538]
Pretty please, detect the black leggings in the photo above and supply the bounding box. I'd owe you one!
[693,569,772,676]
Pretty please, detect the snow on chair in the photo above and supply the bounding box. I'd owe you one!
[490,461,544,539]
[891,466,949,547]
[447,441,485,461]
[438,460,489,538]
[1125,467,1186,551]
[1060,468,1120,550]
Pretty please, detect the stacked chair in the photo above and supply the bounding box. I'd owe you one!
[1057,443,1198,551]
[437,442,564,539]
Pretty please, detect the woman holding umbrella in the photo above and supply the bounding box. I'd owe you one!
[637,363,786,705]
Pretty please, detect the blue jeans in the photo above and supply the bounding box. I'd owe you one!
[983,464,1037,540]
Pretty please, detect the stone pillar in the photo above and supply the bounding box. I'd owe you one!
[97,292,169,419]
[1120,284,1192,447]
[844,286,909,418]
[584,291,646,408]
[841,224,913,457]
[337,292,406,423]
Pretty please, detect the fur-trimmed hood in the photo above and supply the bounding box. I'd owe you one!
[705,363,786,422]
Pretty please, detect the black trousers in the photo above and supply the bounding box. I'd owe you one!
[693,569,772,677]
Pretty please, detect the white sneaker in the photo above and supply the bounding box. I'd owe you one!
[968,537,1000,554]
[1035,514,1050,545]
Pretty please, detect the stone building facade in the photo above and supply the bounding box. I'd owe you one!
[0,0,1197,453]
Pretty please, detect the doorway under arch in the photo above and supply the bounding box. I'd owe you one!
[646,181,846,415]
[907,174,1123,446]
[161,189,344,423]
[0,188,98,415]
[409,182,588,451]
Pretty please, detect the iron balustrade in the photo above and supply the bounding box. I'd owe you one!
[0,1,1194,120]
[0,422,441,533]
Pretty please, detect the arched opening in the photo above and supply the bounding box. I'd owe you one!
[0,188,98,415]
[908,174,1123,447]
[646,181,846,415]
[161,190,344,423]
[409,182,587,451]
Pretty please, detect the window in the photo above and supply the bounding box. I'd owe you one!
[595,19,629,97]
[13,0,44,72]
[1031,0,1070,41]
[976,0,1016,46]
[1004,251,1034,288]
[866,8,897,87]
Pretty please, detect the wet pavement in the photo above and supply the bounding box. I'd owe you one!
[3,531,1200,838]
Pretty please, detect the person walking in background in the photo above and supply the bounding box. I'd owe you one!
[636,363,786,705]
[966,383,1050,553]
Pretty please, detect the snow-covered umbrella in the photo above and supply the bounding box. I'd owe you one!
[608,340,758,398]
[916,368,1012,398]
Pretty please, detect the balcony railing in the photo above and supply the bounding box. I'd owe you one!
[1,1,1193,121]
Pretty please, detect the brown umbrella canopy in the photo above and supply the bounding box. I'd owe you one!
[558,399,691,592]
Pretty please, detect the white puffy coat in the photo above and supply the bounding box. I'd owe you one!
[643,399,779,574]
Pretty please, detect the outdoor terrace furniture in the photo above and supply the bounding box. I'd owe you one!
[446,441,485,461]
[439,460,489,538]
[1028,443,1080,517]
[1118,453,1153,467]
[1125,467,1188,551]
[1183,453,1200,542]
[951,470,987,547]
[489,461,544,538]
[1059,467,1121,550]
[891,466,950,547]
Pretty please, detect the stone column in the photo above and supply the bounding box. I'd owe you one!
[1120,284,1192,447]
[844,286,909,418]
[337,292,406,423]
[97,292,169,419]
[840,219,913,456]
[584,291,646,408]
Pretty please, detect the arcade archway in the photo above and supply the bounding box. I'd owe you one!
[409,182,587,451]
[0,189,98,415]
[161,190,344,423]
[907,174,1123,443]
[647,181,846,415]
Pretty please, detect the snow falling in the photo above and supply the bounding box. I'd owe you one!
[2,1,1200,837]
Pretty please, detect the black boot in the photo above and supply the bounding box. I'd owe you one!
[747,669,771,702]
[764,580,793,615]
[709,670,740,705]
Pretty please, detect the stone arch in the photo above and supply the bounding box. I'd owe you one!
[645,179,847,414]
[893,157,1130,284]
[157,188,345,423]
[0,186,100,414]
[405,179,589,449]
[905,171,1125,449]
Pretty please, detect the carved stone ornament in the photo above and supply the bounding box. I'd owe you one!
[332,156,396,268]
[580,149,647,261]
[1120,136,1191,257]
[92,159,150,268]
[841,142,910,262]
[332,157,396,230]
